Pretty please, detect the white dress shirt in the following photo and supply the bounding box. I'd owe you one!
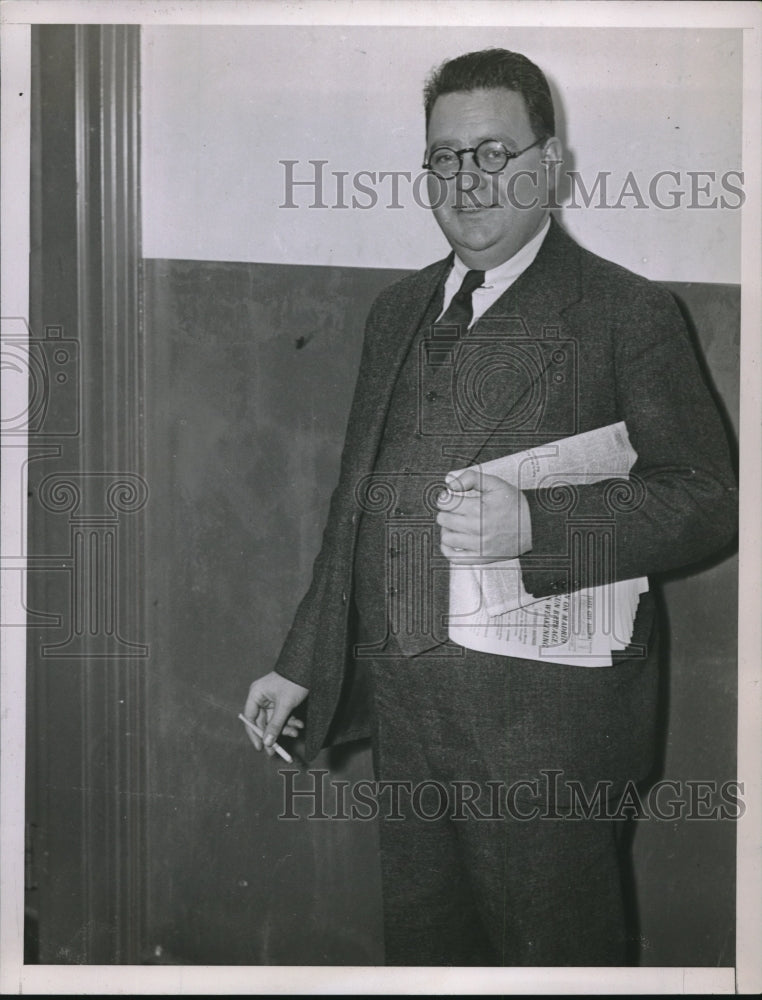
[436,216,551,326]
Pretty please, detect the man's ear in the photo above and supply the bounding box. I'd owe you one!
[540,136,563,165]
[539,136,564,199]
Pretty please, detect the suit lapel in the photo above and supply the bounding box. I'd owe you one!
[345,255,451,478]
[454,218,586,467]
[341,220,587,482]
[492,216,584,321]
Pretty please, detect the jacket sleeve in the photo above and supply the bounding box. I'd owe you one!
[519,284,738,597]
[271,294,385,688]
[271,514,339,688]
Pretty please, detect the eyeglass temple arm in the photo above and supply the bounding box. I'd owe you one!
[422,136,546,171]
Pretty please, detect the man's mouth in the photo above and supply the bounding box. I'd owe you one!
[456,203,497,212]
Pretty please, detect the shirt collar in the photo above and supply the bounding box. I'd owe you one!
[450,216,551,288]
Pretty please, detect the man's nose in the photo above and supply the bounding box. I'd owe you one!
[455,163,491,201]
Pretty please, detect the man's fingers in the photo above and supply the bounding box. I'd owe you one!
[440,541,498,565]
[440,525,476,550]
[263,702,292,749]
[244,685,281,749]
[243,690,259,721]
[446,468,479,492]
[243,690,269,749]
[243,672,309,755]
[440,538,478,559]
[437,480,479,512]
[444,469,512,496]
[280,715,304,738]
[436,500,480,526]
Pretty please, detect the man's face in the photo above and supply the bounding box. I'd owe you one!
[425,88,560,269]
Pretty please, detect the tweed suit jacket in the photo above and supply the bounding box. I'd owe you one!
[274,219,737,762]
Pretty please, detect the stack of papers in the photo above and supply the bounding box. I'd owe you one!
[447,422,648,667]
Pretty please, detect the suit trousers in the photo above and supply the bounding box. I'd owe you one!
[363,637,633,967]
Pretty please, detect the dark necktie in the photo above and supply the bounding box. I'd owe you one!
[437,268,485,335]
[425,268,484,649]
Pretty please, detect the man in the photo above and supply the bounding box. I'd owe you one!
[244,49,737,966]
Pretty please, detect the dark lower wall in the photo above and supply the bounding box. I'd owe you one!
[631,282,738,965]
[142,258,738,966]
[142,261,392,964]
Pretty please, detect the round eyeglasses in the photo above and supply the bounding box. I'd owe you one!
[422,137,545,180]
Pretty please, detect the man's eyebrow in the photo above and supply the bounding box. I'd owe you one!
[426,135,460,148]
[427,131,521,149]
[478,131,522,148]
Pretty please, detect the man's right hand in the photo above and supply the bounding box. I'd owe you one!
[243,671,309,756]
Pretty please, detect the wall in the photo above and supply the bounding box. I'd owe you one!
[143,260,393,964]
[141,25,742,282]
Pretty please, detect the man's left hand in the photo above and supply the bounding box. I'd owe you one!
[436,469,532,563]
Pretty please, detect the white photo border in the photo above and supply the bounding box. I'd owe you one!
[1,1,760,995]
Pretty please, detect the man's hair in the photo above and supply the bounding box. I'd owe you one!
[423,48,555,140]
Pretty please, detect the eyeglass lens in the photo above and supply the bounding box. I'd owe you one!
[428,140,511,179]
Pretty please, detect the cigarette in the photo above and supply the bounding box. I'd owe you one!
[237,713,294,763]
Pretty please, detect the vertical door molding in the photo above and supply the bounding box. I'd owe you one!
[27,24,147,963]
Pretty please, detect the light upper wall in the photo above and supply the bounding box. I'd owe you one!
[141,26,742,283]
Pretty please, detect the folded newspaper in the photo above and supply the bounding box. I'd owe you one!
[446,421,648,667]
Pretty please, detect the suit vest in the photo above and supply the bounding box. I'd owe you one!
[352,280,473,657]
